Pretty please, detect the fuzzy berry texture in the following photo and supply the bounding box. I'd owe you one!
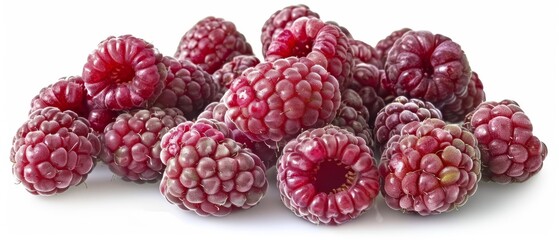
[332,89,374,147]
[379,118,481,215]
[160,120,268,216]
[212,55,260,100]
[463,100,547,183]
[30,76,88,117]
[265,17,353,89]
[11,107,99,195]
[175,16,253,74]
[224,56,341,143]
[83,35,165,111]
[277,125,380,225]
[375,28,411,65]
[260,4,320,57]
[442,71,485,123]
[198,102,278,170]
[101,107,187,182]
[152,56,218,119]
[384,30,471,108]
[349,39,382,69]
[374,96,442,151]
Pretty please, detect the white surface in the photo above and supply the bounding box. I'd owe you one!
[1,0,558,239]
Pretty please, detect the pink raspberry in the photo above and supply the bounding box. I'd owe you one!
[212,55,260,100]
[30,76,88,117]
[442,71,486,122]
[224,57,341,143]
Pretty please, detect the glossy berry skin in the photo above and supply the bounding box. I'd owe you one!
[83,35,166,111]
[442,72,485,123]
[101,107,187,182]
[198,102,277,170]
[152,57,218,119]
[224,56,341,143]
[30,76,88,117]
[87,108,119,133]
[159,120,268,217]
[332,89,374,147]
[374,96,442,151]
[463,100,547,183]
[375,28,411,65]
[349,39,382,69]
[175,16,253,74]
[379,118,481,216]
[266,17,353,89]
[212,55,260,100]
[384,30,471,108]
[260,4,320,57]
[11,107,99,195]
[277,125,380,225]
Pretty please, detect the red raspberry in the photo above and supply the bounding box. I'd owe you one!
[277,125,380,225]
[83,35,165,111]
[160,120,268,216]
[325,21,353,39]
[348,62,393,106]
[442,72,486,122]
[87,108,119,133]
[349,39,382,69]
[260,4,320,57]
[151,57,218,119]
[379,118,481,215]
[224,57,341,143]
[375,28,411,65]
[11,107,99,195]
[384,30,471,108]
[198,102,278,170]
[30,76,88,117]
[212,55,260,100]
[101,107,187,181]
[265,17,353,89]
[332,89,374,147]
[463,100,547,183]
[374,96,442,151]
[358,86,386,126]
[175,16,253,74]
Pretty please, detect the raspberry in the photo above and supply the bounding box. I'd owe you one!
[358,86,386,125]
[159,120,268,216]
[198,102,278,170]
[212,55,260,99]
[260,4,320,57]
[332,89,374,147]
[349,39,382,69]
[175,16,253,74]
[384,30,471,108]
[379,118,481,215]
[374,96,443,151]
[101,107,187,181]
[348,62,394,104]
[83,35,165,111]
[277,125,380,225]
[265,17,353,89]
[442,72,486,122]
[463,100,547,183]
[151,56,218,119]
[325,21,353,39]
[30,76,88,117]
[224,56,341,143]
[87,108,119,133]
[375,28,411,65]
[10,107,99,195]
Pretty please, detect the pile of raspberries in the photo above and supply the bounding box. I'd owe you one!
[10,4,548,225]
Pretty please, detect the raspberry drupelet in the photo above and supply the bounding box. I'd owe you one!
[152,56,218,119]
[212,55,260,100]
[332,89,374,147]
[277,125,380,225]
[379,118,481,215]
[30,76,88,117]
[383,30,471,108]
[463,100,547,183]
[442,71,485,123]
[11,107,100,195]
[224,56,341,144]
[159,119,268,216]
[175,16,253,74]
[260,4,320,57]
[83,35,166,111]
[101,107,187,182]
[375,28,411,65]
[265,17,353,89]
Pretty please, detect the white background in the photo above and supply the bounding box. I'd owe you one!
[1,0,558,239]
